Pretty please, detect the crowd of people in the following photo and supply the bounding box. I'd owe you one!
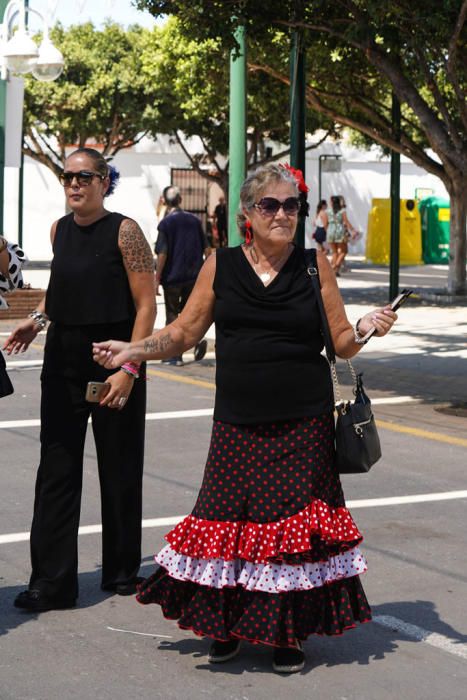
[2,159,398,674]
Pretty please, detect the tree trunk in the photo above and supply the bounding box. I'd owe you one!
[446,179,467,295]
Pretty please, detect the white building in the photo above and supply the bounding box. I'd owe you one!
[4,134,448,261]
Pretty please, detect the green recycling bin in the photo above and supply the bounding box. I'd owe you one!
[419,196,450,264]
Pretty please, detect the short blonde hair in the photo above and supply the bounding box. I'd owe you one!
[237,164,299,236]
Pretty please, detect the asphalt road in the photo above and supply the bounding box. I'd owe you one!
[1,266,466,700]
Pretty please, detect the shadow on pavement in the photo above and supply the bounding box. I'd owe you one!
[149,598,467,675]
[0,561,155,637]
[373,599,467,644]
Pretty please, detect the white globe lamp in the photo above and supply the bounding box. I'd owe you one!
[32,37,64,81]
[2,28,38,74]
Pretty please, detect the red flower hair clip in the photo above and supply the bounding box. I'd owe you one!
[280,163,309,194]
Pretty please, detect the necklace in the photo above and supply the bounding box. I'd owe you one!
[248,244,291,284]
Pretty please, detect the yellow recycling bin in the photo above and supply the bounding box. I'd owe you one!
[366,198,423,265]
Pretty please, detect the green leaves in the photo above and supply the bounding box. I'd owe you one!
[23,22,155,172]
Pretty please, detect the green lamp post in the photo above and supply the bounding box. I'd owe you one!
[227,23,246,247]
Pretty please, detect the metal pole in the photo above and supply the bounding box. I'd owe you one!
[227,23,246,247]
[389,93,401,300]
[18,0,28,247]
[289,28,306,247]
[0,0,9,235]
[318,155,323,202]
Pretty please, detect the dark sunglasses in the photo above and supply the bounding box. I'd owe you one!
[59,170,105,187]
[254,196,300,216]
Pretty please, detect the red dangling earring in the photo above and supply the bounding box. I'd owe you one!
[245,220,252,245]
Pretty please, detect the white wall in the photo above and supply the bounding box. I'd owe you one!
[4,136,448,260]
[304,145,448,252]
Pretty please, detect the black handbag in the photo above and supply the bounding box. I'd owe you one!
[305,249,381,473]
[0,351,14,398]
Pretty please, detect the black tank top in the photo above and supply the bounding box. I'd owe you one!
[46,212,136,325]
[213,245,333,424]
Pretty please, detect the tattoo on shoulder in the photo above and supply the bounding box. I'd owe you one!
[119,219,155,273]
[143,332,172,355]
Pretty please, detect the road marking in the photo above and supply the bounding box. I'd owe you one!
[374,615,467,661]
[371,396,419,405]
[376,419,467,448]
[5,359,44,368]
[146,367,215,388]
[0,408,214,430]
[107,626,172,639]
[346,490,467,508]
[357,269,446,280]
[0,399,422,431]
[2,490,467,546]
[2,406,465,452]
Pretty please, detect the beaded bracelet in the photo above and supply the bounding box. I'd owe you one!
[121,361,140,379]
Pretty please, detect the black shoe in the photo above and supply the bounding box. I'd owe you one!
[14,589,76,613]
[208,639,241,663]
[115,577,145,596]
[272,643,305,674]
[194,339,207,362]
[101,577,144,596]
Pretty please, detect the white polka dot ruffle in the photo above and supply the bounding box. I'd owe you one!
[155,544,367,593]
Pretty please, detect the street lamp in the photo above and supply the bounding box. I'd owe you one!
[318,154,342,201]
[1,0,64,80]
[0,0,64,238]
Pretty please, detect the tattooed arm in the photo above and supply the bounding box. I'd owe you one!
[119,218,156,344]
[93,253,216,367]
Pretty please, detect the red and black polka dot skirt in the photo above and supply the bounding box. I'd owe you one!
[137,413,371,647]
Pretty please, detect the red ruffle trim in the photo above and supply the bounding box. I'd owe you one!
[166,500,363,564]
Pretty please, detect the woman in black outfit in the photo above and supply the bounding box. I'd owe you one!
[4,148,156,612]
[93,163,397,673]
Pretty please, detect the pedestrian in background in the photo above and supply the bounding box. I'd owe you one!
[154,185,210,366]
[327,195,357,276]
[4,147,156,612]
[213,196,228,248]
[312,199,328,252]
[0,235,27,310]
[155,186,170,224]
[339,195,358,273]
[93,162,397,674]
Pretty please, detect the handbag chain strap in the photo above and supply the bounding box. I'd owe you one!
[304,249,357,407]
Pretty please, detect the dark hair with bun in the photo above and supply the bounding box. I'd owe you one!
[67,147,120,197]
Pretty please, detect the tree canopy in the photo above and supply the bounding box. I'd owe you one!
[140,17,334,194]
[23,17,333,193]
[23,22,154,177]
[138,0,467,293]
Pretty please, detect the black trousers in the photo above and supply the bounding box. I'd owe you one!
[163,282,195,325]
[29,371,146,601]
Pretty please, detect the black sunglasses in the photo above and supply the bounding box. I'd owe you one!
[254,196,300,216]
[59,170,105,187]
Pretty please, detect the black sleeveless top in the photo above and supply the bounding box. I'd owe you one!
[213,245,333,424]
[46,212,136,325]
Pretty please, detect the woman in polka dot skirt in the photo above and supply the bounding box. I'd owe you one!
[93,163,398,673]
